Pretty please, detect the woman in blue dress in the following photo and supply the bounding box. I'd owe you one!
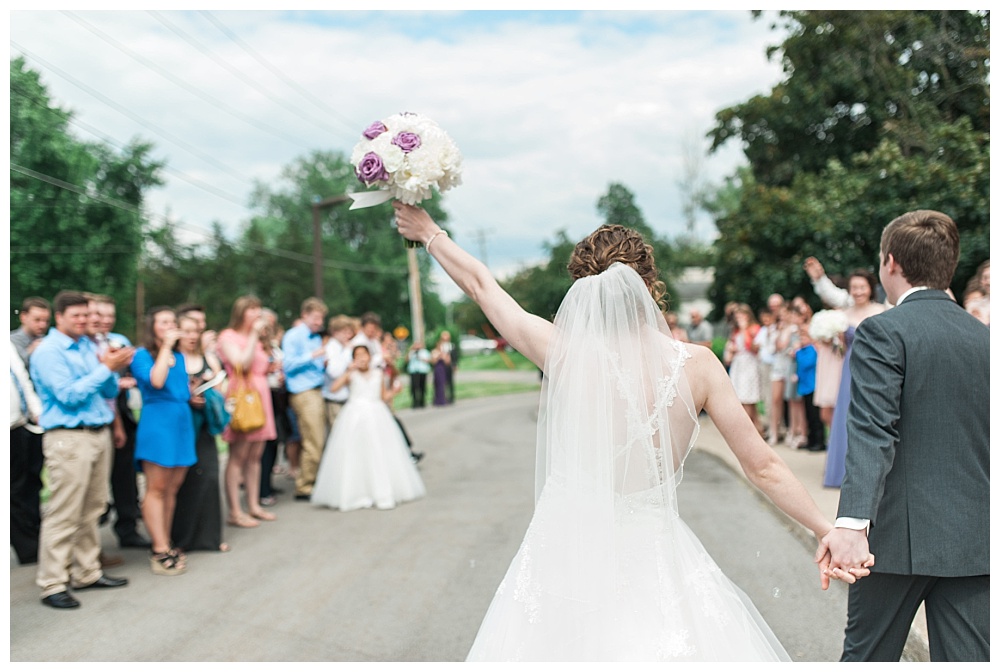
[803,263,886,488]
[132,307,197,575]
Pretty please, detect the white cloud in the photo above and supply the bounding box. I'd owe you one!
[9,9,783,303]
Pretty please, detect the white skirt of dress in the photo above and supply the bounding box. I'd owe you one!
[466,481,789,662]
[311,398,425,511]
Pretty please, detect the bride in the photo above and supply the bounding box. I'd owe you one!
[393,203,872,662]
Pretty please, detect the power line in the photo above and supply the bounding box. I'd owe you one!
[9,82,248,208]
[61,11,313,150]
[10,163,407,276]
[148,10,346,140]
[199,10,361,134]
[10,41,254,184]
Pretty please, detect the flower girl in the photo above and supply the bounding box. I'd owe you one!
[311,345,425,511]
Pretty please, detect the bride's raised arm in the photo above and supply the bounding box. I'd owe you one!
[393,203,552,368]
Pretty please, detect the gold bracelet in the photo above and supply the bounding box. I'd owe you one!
[426,229,449,251]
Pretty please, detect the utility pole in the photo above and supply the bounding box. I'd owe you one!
[473,227,494,268]
[311,194,351,299]
[407,246,425,345]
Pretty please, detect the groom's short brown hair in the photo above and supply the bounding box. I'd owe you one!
[881,210,960,290]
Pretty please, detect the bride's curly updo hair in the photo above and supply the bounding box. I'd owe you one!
[567,224,669,311]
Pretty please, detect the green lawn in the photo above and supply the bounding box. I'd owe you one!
[453,349,539,372]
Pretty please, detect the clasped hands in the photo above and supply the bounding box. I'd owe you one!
[814,527,875,590]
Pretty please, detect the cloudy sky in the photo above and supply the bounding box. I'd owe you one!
[10,7,787,301]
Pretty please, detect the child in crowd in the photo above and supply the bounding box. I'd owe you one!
[794,324,826,452]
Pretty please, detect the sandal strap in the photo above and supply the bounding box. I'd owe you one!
[151,551,181,570]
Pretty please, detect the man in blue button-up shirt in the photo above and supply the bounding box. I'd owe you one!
[281,297,328,499]
[29,291,135,609]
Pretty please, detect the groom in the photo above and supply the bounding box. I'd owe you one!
[819,210,990,661]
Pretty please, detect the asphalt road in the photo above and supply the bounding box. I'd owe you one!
[9,390,850,662]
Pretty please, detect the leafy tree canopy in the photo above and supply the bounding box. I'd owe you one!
[10,56,163,337]
[710,10,989,187]
[705,10,989,316]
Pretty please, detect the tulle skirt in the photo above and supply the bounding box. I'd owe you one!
[311,399,425,511]
[467,481,789,662]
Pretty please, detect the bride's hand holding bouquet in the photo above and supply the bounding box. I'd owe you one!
[393,203,445,248]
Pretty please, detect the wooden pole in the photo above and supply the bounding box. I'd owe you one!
[312,200,323,299]
[407,246,425,345]
[310,194,351,300]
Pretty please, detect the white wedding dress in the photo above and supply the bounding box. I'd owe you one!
[311,367,425,511]
[466,263,789,662]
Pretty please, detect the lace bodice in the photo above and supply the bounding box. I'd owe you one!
[348,368,385,401]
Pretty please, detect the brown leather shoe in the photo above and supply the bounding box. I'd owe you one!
[99,551,124,568]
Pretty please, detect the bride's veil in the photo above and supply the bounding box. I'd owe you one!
[532,262,700,613]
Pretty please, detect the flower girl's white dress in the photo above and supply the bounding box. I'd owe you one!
[311,368,425,511]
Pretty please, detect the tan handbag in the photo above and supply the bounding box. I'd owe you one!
[226,365,266,433]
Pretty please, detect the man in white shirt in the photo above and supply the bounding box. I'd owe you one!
[10,340,44,565]
[349,312,385,370]
[323,315,355,438]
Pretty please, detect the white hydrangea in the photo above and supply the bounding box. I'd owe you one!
[350,112,463,205]
[810,309,849,341]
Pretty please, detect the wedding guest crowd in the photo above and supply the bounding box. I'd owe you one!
[11,285,450,606]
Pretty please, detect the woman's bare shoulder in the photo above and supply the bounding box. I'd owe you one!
[675,341,724,408]
[680,340,719,368]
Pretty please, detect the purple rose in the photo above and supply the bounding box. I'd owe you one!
[392,132,422,153]
[363,120,387,140]
[356,152,389,185]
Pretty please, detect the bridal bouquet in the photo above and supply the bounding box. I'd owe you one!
[349,111,462,211]
[810,310,849,352]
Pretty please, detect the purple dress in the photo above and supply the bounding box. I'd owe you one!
[822,326,855,488]
[432,359,449,406]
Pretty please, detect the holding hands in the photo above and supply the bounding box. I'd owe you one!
[814,528,875,589]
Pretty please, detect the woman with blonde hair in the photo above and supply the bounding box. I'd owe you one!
[216,295,278,527]
[723,303,763,434]
[171,313,229,553]
[392,204,870,662]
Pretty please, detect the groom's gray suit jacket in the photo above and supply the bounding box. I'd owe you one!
[837,289,989,577]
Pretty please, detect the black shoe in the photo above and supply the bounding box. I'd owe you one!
[42,591,80,609]
[807,444,827,452]
[119,533,152,549]
[294,494,311,501]
[74,574,129,590]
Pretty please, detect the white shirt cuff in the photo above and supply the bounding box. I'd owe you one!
[835,516,870,532]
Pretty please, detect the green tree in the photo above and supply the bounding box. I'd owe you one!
[710,118,989,312]
[710,11,990,187]
[706,11,989,311]
[10,56,163,338]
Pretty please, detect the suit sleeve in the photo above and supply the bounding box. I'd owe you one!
[837,317,904,526]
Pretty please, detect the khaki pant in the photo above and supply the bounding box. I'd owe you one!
[289,388,326,496]
[36,427,112,597]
